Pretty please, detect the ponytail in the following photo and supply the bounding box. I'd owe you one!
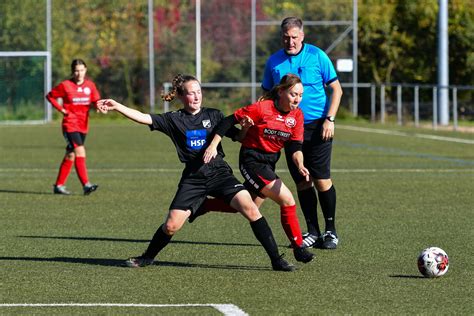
[161,74,200,101]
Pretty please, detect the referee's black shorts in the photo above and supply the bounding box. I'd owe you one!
[170,159,246,214]
[285,119,333,183]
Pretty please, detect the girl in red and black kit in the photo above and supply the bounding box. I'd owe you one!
[46,59,100,195]
[203,74,314,264]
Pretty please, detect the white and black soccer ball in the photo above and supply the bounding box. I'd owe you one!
[417,247,449,278]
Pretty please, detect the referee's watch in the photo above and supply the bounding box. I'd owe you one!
[326,116,335,122]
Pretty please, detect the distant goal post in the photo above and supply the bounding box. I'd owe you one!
[0,51,52,123]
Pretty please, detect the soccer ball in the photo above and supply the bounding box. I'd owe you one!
[417,247,449,278]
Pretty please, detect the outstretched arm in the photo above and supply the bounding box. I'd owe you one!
[96,99,152,125]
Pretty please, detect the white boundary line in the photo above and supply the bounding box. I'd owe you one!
[338,125,474,144]
[0,303,248,316]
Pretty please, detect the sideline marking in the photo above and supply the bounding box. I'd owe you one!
[338,125,474,144]
[0,303,248,316]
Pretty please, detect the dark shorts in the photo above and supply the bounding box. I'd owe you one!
[285,119,333,183]
[63,132,86,151]
[239,147,280,197]
[170,158,246,214]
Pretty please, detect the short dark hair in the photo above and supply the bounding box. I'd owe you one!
[70,59,87,74]
[281,17,303,33]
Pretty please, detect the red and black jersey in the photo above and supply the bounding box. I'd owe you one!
[234,99,304,153]
[46,79,100,133]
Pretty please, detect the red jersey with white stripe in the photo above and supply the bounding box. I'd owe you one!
[47,79,100,133]
[234,99,304,153]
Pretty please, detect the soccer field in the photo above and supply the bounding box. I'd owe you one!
[1,120,473,315]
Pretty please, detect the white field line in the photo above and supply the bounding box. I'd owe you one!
[0,303,248,316]
[0,168,472,173]
[338,125,474,144]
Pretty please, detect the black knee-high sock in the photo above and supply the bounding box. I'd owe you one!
[297,187,321,236]
[318,185,336,233]
[250,217,280,261]
[143,224,172,259]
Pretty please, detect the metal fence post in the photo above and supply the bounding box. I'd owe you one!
[371,84,376,122]
[453,87,458,131]
[432,87,438,130]
[380,84,385,123]
[163,82,171,113]
[414,85,419,127]
[397,85,402,125]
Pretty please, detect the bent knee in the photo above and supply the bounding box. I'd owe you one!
[163,221,183,235]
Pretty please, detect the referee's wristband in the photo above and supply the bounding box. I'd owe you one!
[326,116,335,122]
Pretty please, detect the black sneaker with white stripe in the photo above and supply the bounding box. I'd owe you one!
[302,232,324,249]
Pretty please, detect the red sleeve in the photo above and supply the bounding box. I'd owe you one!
[89,81,101,106]
[46,82,65,112]
[291,109,304,141]
[233,101,262,124]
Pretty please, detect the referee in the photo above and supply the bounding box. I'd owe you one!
[262,17,343,249]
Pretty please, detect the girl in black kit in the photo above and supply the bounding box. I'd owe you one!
[97,74,295,271]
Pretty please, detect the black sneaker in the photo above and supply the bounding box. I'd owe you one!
[271,255,296,272]
[294,247,314,263]
[125,255,154,268]
[83,183,98,196]
[302,232,324,249]
[288,232,323,249]
[321,231,339,249]
[53,185,71,195]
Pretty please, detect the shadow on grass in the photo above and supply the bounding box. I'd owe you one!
[18,235,263,247]
[0,256,269,271]
[0,189,52,195]
[389,274,426,279]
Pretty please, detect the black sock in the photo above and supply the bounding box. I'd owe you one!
[297,187,321,236]
[250,217,280,261]
[143,224,172,259]
[318,185,336,233]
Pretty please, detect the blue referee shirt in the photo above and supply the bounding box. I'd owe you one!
[262,43,338,124]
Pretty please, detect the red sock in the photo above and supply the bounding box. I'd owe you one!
[55,157,74,186]
[74,156,89,185]
[280,205,303,248]
[203,198,239,213]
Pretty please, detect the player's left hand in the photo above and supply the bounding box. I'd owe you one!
[321,120,334,141]
[203,146,218,164]
[298,166,310,182]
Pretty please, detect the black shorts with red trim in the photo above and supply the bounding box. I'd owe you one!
[285,118,333,182]
[63,132,86,151]
[169,158,246,214]
[239,147,280,197]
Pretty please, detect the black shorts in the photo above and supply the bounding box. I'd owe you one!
[63,132,86,151]
[170,158,246,214]
[239,147,280,197]
[285,119,333,183]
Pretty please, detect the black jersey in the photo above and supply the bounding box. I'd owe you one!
[149,107,237,165]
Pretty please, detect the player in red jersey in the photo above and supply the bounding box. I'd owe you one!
[46,59,100,195]
[202,74,314,264]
